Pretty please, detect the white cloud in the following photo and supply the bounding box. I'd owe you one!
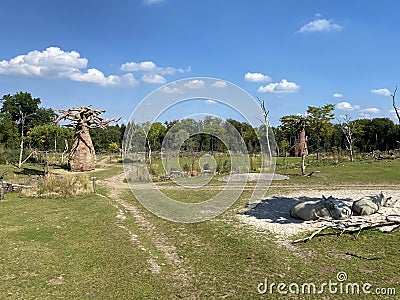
[371,88,391,97]
[204,99,217,104]
[211,80,227,88]
[354,105,361,110]
[69,69,138,86]
[161,86,183,94]
[141,74,166,84]
[121,60,189,84]
[257,79,300,93]
[244,72,272,83]
[333,93,343,98]
[120,60,188,76]
[299,18,342,33]
[0,46,88,78]
[184,79,205,89]
[0,47,140,87]
[336,101,353,111]
[360,107,380,114]
[0,47,188,87]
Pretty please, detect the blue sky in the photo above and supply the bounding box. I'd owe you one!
[1,0,399,126]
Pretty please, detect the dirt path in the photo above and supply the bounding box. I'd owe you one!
[101,171,190,284]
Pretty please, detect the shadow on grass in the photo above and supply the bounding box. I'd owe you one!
[14,167,45,176]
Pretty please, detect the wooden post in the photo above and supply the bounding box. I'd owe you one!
[0,186,4,200]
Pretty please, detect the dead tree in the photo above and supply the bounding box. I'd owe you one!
[258,98,273,169]
[54,106,120,172]
[297,118,308,175]
[391,86,400,124]
[338,115,356,162]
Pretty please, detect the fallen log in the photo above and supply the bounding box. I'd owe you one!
[1,182,32,193]
[292,216,399,244]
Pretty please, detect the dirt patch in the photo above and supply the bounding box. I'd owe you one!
[221,173,289,181]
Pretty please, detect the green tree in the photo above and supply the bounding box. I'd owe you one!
[0,113,19,149]
[306,104,335,160]
[1,92,55,167]
[29,125,74,152]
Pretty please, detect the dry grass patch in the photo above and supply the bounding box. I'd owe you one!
[21,173,92,198]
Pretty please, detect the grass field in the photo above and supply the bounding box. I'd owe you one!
[0,158,399,299]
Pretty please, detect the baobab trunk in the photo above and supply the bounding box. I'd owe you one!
[69,127,96,172]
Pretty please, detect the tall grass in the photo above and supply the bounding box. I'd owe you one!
[22,173,92,198]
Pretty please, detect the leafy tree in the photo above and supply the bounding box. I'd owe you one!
[29,125,73,152]
[109,142,120,153]
[90,125,124,152]
[280,115,308,175]
[0,113,19,149]
[1,92,55,167]
[306,104,335,160]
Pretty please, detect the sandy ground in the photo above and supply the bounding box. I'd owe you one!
[237,189,400,241]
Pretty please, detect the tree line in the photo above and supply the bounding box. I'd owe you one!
[1,91,399,165]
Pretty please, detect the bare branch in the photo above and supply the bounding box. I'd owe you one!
[391,86,400,124]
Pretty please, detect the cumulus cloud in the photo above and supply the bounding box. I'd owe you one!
[333,93,343,98]
[161,86,183,94]
[0,46,87,78]
[0,47,140,87]
[0,47,188,87]
[121,60,189,84]
[299,18,342,33]
[121,60,188,76]
[257,79,300,93]
[244,72,272,83]
[69,69,138,86]
[360,107,380,114]
[336,101,353,111]
[184,79,205,89]
[211,80,227,88]
[141,74,166,84]
[371,88,391,97]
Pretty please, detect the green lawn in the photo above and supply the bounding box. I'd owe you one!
[0,159,399,299]
[276,158,400,185]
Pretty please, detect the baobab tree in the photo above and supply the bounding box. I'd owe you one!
[55,106,120,172]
